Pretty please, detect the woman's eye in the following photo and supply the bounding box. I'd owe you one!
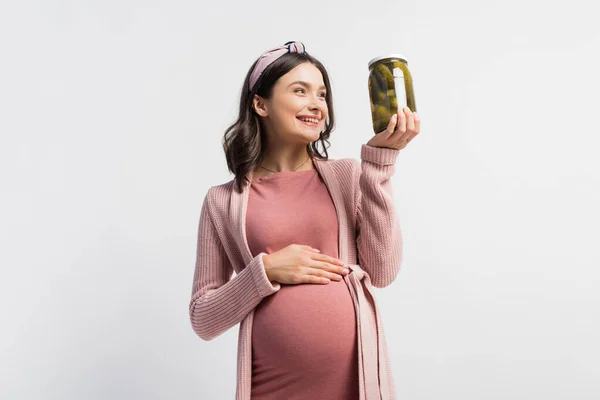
[294,88,326,98]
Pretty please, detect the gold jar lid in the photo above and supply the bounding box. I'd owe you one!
[367,54,408,69]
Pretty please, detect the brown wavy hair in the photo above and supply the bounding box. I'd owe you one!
[222,51,335,193]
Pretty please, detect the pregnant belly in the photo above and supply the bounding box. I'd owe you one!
[251,278,358,373]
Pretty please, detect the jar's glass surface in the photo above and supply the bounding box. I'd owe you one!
[368,55,417,133]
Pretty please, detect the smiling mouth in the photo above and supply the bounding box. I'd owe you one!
[296,117,319,127]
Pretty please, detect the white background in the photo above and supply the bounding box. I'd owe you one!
[2,0,599,399]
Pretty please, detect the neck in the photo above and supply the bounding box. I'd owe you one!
[258,146,313,173]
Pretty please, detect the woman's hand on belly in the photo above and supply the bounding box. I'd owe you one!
[263,244,350,285]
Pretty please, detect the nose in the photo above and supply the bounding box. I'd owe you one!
[308,94,325,114]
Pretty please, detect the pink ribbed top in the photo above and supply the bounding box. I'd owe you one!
[246,168,359,399]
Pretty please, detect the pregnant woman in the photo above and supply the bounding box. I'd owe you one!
[188,41,420,400]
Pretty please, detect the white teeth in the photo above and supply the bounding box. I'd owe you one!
[298,117,318,124]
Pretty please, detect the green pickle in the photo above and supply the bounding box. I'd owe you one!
[368,54,417,133]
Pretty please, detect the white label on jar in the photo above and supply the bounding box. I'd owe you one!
[393,67,407,111]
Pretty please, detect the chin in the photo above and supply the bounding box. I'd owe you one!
[292,123,323,142]
[305,130,322,141]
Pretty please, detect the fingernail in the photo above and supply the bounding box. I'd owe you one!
[312,248,320,252]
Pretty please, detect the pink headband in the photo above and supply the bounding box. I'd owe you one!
[249,41,306,92]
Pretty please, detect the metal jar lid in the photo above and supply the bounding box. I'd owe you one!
[368,54,408,70]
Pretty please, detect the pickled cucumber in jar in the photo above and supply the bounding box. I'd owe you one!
[368,54,416,133]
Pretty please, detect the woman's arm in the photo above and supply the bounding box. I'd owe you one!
[188,191,280,341]
[354,144,403,288]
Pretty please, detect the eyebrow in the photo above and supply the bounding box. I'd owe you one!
[288,81,327,90]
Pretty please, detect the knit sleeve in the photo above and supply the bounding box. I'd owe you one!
[354,144,404,288]
[189,191,281,341]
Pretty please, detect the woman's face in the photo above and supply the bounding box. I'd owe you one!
[253,62,328,144]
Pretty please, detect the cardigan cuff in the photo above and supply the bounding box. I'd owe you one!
[249,252,281,297]
[361,144,400,165]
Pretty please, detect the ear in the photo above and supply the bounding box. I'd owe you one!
[252,94,269,117]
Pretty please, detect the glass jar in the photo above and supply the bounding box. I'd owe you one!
[367,54,417,133]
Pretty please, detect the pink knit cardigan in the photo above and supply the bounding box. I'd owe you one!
[189,144,403,400]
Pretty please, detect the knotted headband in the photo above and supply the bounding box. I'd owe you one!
[248,41,306,92]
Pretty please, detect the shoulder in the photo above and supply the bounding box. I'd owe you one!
[201,180,236,216]
[318,156,360,178]
[207,180,236,198]
[318,157,361,205]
